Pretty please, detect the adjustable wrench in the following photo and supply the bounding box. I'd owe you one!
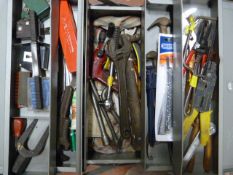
[126,57,142,150]
[108,27,132,139]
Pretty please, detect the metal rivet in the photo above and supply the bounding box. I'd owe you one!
[227,82,233,91]
[18,26,22,31]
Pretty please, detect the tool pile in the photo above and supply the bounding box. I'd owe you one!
[11,0,51,174]
[89,16,142,153]
[182,15,218,173]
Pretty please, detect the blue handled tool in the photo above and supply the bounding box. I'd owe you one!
[146,51,157,146]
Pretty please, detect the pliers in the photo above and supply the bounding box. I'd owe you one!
[12,119,49,174]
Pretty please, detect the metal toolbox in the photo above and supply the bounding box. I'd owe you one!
[0,0,233,175]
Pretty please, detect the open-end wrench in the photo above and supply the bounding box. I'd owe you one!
[108,27,132,139]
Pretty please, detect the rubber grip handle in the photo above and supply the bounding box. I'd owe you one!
[12,118,25,139]
[12,155,31,174]
[146,67,156,146]
[29,76,43,109]
[59,118,70,150]
[59,86,74,150]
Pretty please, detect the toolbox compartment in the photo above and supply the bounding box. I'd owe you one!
[3,0,57,174]
[182,0,219,175]
[83,1,144,166]
[2,0,81,174]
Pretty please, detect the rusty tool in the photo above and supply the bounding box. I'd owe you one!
[108,28,132,139]
[126,56,141,151]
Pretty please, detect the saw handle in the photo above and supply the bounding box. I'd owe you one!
[59,86,74,150]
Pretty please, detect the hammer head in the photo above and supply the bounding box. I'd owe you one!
[147,17,171,34]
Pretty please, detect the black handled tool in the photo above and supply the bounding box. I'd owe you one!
[97,23,115,58]
[59,77,76,150]
[146,51,157,146]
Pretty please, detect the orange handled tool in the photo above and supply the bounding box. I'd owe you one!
[59,0,77,73]
[12,118,25,139]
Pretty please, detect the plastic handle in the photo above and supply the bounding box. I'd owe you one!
[29,76,43,109]
[12,118,25,139]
